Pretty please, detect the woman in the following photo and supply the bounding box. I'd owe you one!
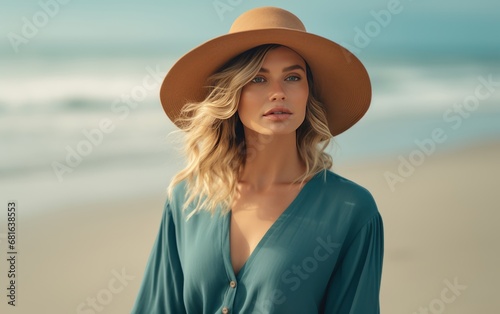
[131,6,383,314]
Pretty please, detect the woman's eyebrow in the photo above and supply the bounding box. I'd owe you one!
[258,64,306,73]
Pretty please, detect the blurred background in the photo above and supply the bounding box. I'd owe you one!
[1,0,499,313]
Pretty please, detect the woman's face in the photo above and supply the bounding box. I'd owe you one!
[238,46,309,136]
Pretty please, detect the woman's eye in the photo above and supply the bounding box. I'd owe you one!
[286,75,301,81]
[251,76,266,83]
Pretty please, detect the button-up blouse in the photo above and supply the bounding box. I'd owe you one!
[131,169,384,313]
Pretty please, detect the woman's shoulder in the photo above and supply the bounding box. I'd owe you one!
[163,179,191,220]
[165,179,220,221]
[311,169,379,220]
[318,169,375,199]
[169,179,188,202]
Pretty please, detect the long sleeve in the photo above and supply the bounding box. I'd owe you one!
[130,202,186,314]
[321,212,384,313]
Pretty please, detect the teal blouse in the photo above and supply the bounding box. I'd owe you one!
[131,169,384,313]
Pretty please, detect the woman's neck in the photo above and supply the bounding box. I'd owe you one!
[238,130,306,191]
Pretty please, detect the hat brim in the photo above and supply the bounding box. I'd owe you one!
[160,28,371,136]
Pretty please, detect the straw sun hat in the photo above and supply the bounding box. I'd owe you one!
[160,6,371,136]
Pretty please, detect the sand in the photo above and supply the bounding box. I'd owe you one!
[1,141,498,314]
[337,140,500,314]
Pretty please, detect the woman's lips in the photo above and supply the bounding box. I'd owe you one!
[263,112,292,121]
[263,107,292,116]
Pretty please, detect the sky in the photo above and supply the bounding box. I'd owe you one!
[1,0,499,59]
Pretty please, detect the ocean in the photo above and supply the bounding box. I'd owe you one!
[1,53,499,216]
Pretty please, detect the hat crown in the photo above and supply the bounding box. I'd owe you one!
[229,7,306,33]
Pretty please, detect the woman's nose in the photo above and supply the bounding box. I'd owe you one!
[269,82,286,101]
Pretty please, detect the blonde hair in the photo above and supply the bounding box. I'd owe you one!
[167,44,333,219]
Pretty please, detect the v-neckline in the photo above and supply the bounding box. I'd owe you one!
[223,171,321,279]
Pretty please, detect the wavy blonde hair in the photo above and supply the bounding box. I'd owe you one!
[167,44,333,219]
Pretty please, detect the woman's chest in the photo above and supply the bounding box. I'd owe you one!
[178,193,344,281]
[229,187,303,273]
[178,204,344,311]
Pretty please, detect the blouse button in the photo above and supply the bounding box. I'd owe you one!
[229,280,237,288]
[222,307,229,314]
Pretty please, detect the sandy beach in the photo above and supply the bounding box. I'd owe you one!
[337,140,500,314]
[1,140,499,314]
